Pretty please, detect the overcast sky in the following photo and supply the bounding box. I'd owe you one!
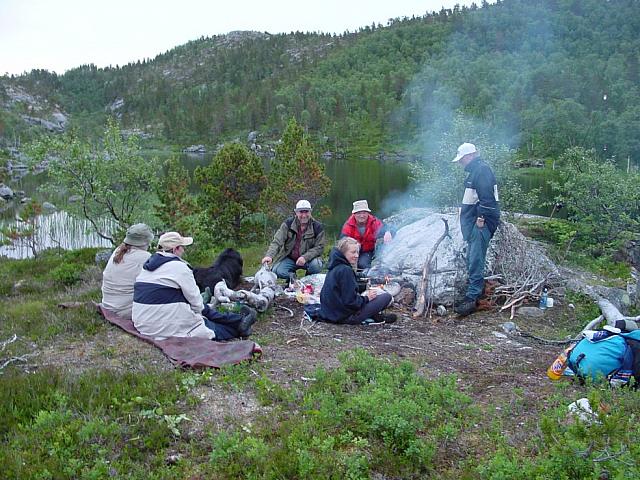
[1,0,481,76]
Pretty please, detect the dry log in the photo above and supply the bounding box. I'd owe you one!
[414,218,450,318]
[1,352,37,370]
[1,334,18,352]
[597,299,625,325]
[594,299,640,330]
[582,315,604,333]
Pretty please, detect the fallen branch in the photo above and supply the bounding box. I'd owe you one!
[500,294,529,312]
[518,316,607,345]
[592,447,630,464]
[398,344,429,352]
[1,334,18,352]
[518,331,575,345]
[276,305,294,317]
[509,297,525,320]
[300,313,321,337]
[1,352,38,371]
[414,218,450,318]
[427,258,437,319]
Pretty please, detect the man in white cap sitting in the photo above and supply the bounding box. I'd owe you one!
[451,143,500,316]
[261,200,327,279]
[132,231,257,341]
[340,199,395,271]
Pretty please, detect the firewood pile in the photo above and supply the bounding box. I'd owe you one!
[487,221,561,313]
[369,210,563,312]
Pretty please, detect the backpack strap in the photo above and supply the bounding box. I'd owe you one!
[622,330,640,386]
[285,217,294,230]
[626,338,640,385]
[311,219,324,237]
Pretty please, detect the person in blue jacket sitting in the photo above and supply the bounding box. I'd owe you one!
[319,237,396,324]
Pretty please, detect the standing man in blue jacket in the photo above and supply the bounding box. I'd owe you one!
[452,143,500,316]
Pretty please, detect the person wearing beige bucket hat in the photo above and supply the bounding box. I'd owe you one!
[132,231,257,341]
[101,223,155,319]
[340,199,396,271]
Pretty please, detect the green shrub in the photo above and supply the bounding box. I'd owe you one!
[550,147,640,251]
[59,248,101,266]
[208,349,474,478]
[51,263,85,286]
[0,368,196,479]
[520,218,631,281]
[476,387,640,479]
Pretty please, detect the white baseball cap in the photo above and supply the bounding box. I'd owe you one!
[452,142,477,162]
[295,200,312,211]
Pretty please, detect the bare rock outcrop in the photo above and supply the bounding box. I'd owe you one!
[368,209,559,306]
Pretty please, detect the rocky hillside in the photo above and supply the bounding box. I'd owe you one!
[2,0,640,162]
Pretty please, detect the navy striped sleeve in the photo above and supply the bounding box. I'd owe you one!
[134,282,188,305]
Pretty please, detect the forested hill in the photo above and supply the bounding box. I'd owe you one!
[1,0,639,161]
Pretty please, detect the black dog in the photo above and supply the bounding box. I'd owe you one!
[193,248,244,291]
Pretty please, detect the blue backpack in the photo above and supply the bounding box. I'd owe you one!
[567,330,640,386]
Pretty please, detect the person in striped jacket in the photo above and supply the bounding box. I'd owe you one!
[452,143,500,317]
[132,232,256,341]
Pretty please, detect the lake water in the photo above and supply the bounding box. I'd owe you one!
[0,210,113,259]
[180,153,413,233]
[0,154,554,258]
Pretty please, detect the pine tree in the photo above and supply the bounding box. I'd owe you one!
[154,157,198,235]
[262,118,332,223]
[194,143,267,244]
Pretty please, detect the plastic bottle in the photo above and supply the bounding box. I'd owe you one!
[546,345,573,380]
[539,287,548,310]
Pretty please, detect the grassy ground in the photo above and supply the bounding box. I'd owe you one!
[1,247,639,479]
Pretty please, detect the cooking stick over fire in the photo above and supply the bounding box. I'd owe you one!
[414,218,450,318]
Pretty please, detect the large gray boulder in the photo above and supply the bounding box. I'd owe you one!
[182,145,206,153]
[42,202,57,212]
[0,183,14,200]
[51,112,68,128]
[368,209,558,306]
[21,115,65,132]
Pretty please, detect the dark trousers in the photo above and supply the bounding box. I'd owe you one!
[203,310,243,340]
[466,225,491,300]
[344,292,392,324]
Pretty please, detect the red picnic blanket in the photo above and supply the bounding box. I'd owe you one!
[97,304,262,368]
